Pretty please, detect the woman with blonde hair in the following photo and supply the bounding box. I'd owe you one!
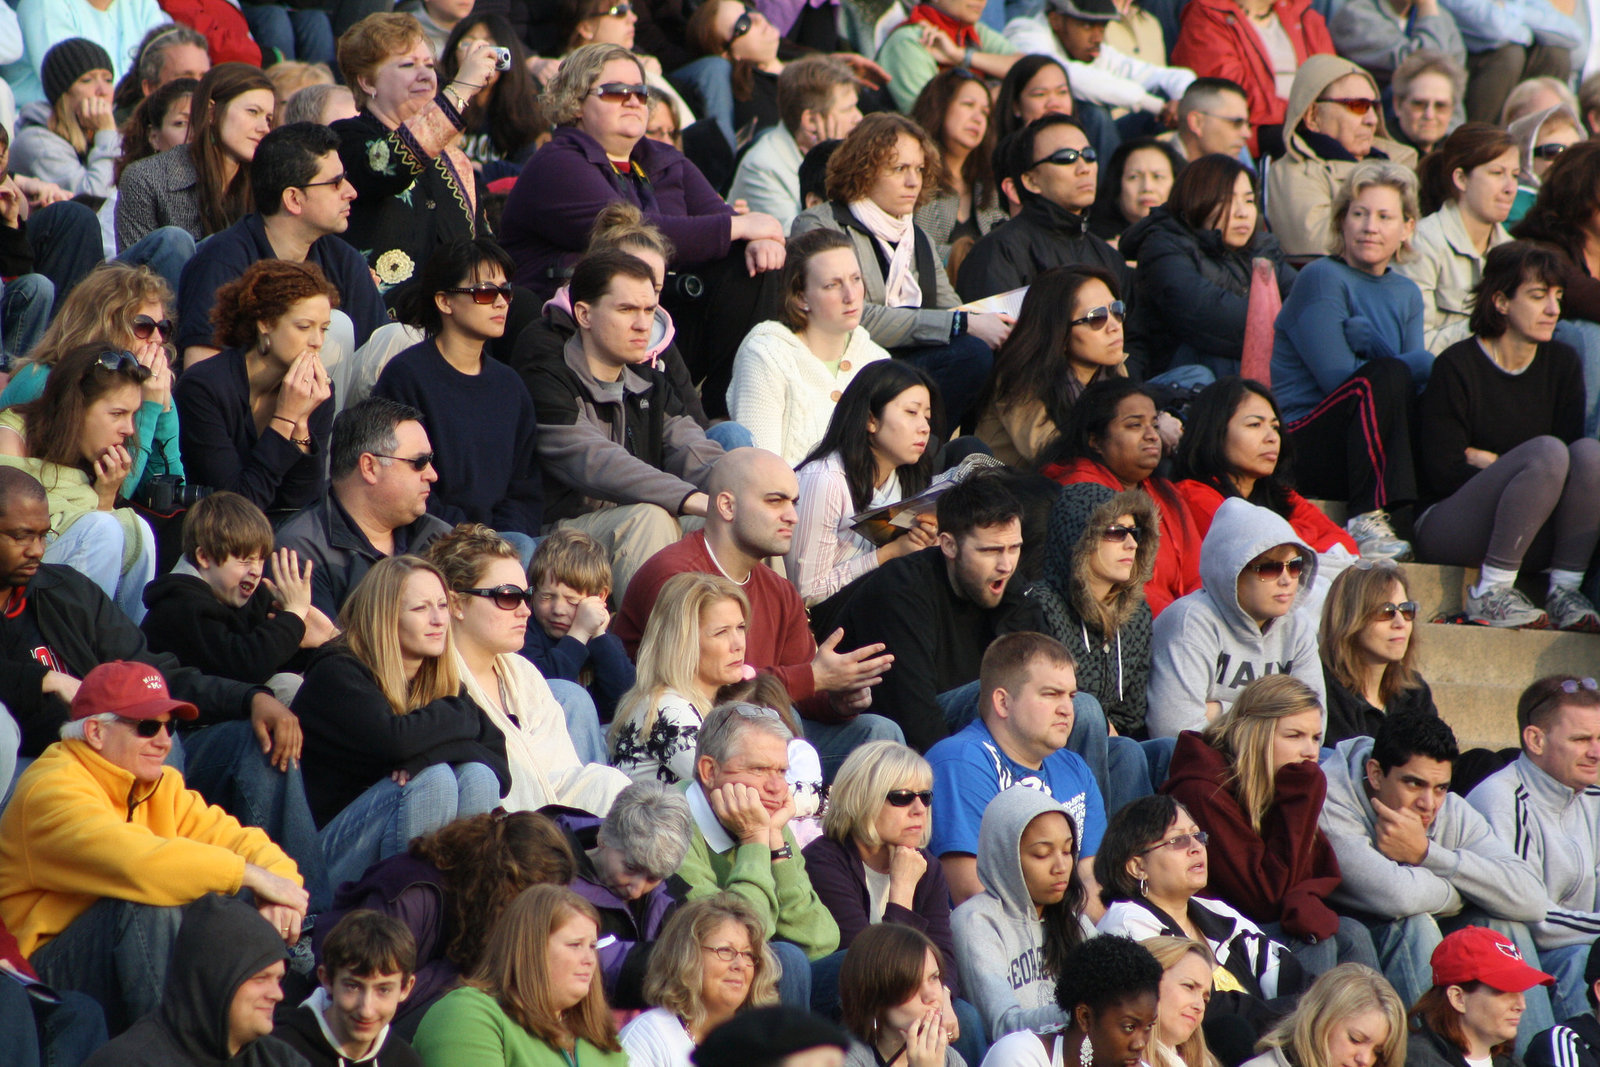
[1319,561,1437,745]
[1141,937,1222,1067]
[0,262,180,505]
[620,893,781,1066]
[293,554,508,889]
[609,572,751,786]
[11,39,119,197]
[1162,676,1381,974]
[1243,964,1407,1067]
[428,523,630,815]
[413,883,628,1067]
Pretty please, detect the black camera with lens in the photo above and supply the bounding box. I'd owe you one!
[662,271,704,300]
[139,475,214,513]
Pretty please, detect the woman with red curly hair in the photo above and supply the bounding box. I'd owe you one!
[791,112,1011,428]
[174,259,339,515]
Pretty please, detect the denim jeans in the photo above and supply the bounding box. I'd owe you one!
[1149,364,1218,391]
[118,226,196,298]
[802,714,905,783]
[807,948,846,1018]
[706,421,754,451]
[1362,912,1441,1007]
[1553,319,1600,437]
[1265,915,1381,977]
[0,977,107,1067]
[0,704,18,808]
[891,335,995,430]
[176,720,331,912]
[42,511,156,622]
[669,56,736,148]
[242,3,336,63]
[770,940,814,1012]
[319,762,501,892]
[499,530,538,572]
[1,273,51,364]
[1538,941,1593,1024]
[29,897,185,1035]
[549,678,607,766]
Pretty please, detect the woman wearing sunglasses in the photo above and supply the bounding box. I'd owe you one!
[0,263,181,508]
[620,894,780,1067]
[1161,676,1383,976]
[173,259,337,516]
[1318,563,1437,745]
[1411,241,1600,630]
[429,523,630,815]
[1505,104,1583,225]
[374,239,544,560]
[332,13,502,300]
[684,0,785,142]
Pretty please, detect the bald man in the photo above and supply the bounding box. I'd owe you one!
[616,450,902,780]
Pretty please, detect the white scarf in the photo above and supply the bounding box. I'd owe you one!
[849,198,923,309]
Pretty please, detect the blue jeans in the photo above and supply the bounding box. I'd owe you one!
[771,940,814,1011]
[669,56,736,148]
[1,273,51,365]
[242,3,337,63]
[1149,364,1218,391]
[0,704,18,809]
[807,948,846,1017]
[29,897,185,1035]
[499,530,538,572]
[42,511,155,622]
[117,226,196,298]
[319,762,501,892]
[1538,941,1593,1024]
[1554,319,1600,437]
[1362,913,1441,1007]
[1265,915,1381,977]
[0,977,106,1067]
[176,720,331,912]
[549,678,607,766]
[891,334,994,430]
[706,421,754,451]
[802,714,904,783]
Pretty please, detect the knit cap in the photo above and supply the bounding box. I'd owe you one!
[42,39,114,107]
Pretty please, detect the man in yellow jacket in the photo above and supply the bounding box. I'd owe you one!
[0,660,308,1034]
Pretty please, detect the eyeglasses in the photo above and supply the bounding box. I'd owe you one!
[1029,145,1097,170]
[1534,142,1569,161]
[130,315,172,341]
[591,82,650,105]
[1560,678,1600,694]
[1196,111,1250,129]
[1069,300,1125,329]
[1371,600,1418,622]
[1245,556,1305,580]
[727,10,753,44]
[370,452,435,471]
[1317,96,1379,115]
[116,716,173,738]
[600,1,633,14]
[886,789,933,807]
[460,584,536,610]
[96,350,152,382]
[1142,830,1208,854]
[445,283,513,305]
[300,171,349,190]
[702,944,757,966]
[1404,98,1452,114]
[1101,523,1140,544]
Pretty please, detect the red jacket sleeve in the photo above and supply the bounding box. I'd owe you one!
[1284,491,1358,553]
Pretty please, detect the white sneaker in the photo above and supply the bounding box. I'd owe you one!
[1466,584,1549,628]
[1346,509,1412,561]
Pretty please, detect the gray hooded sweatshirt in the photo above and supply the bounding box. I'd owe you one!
[1147,498,1325,737]
[1318,736,1546,922]
[952,785,1087,1041]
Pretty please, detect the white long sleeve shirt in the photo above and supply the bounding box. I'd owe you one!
[1003,14,1196,113]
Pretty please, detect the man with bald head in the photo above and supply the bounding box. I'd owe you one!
[616,449,903,778]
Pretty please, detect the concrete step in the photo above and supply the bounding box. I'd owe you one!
[1426,682,1525,751]
[1414,623,1600,748]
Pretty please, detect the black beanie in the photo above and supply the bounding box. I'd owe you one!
[42,39,114,107]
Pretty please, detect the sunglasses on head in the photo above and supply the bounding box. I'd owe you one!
[727,10,753,44]
[130,315,172,341]
[1317,96,1379,115]
[886,789,933,807]
[591,82,650,105]
[1101,523,1140,544]
[461,584,536,610]
[1371,600,1418,622]
[1070,300,1125,330]
[446,283,512,305]
[1561,677,1600,694]
[118,716,173,738]
[96,350,152,382]
[1246,556,1305,580]
[1534,142,1569,160]
[370,451,435,471]
[1029,145,1096,170]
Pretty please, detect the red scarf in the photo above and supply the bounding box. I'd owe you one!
[902,3,980,48]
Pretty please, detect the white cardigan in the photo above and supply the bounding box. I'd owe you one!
[725,320,891,467]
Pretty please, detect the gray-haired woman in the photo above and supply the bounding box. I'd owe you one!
[568,781,694,1008]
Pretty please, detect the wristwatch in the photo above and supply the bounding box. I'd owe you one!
[771,844,794,861]
[961,44,976,69]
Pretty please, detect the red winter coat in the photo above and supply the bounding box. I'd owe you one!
[1170,0,1333,152]
[1175,479,1357,555]
[159,0,262,66]
[1160,730,1343,942]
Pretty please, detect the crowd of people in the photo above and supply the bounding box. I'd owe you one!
[6,0,1600,1064]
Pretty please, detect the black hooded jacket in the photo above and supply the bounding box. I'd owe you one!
[956,195,1129,302]
[83,894,307,1067]
[141,570,311,685]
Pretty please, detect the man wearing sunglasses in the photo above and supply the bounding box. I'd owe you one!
[0,660,307,1033]
[1171,78,1253,164]
[957,113,1127,301]
[1266,55,1418,257]
[176,123,386,368]
[1320,711,1550,1016]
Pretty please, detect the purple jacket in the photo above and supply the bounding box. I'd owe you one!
[561,813,679,1009]
[799,835,960,997]
[501,125,736,300]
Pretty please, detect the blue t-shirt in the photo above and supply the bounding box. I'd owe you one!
[926,718,1106,860]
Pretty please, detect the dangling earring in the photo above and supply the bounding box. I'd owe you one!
[1080,1035,1094,1067]
[259,333,270,356]
[1138,877,1147,897]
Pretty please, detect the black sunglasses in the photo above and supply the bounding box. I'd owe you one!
[1069,300,1125,330]
[1533,142,1569,160]
[1029,145,1096,170]
[886,789,933,807]
[1101,523,1140,544]
[445,284,513,305]
[117,716,173,738]
[1246,557,1306,580]
[601,1,633,14]
[1371,600,1418,622]
[96,350,152,382]
[370,452,435,471]
[727,10,753,44]
[130,315,172,341]
[591,81,650,105]
[461,584,536,610]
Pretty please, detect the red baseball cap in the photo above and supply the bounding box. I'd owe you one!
[69,661,198,723]
[1431,927,1554,992]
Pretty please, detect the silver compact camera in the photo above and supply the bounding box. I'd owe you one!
[492,47,512,70]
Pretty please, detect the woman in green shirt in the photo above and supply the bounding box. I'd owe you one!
[413,884,631,1067]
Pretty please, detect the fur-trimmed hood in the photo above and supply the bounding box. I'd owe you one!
[1042,483,1158,634]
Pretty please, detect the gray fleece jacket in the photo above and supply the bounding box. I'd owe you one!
[1147,498,1326,738]
[952,786,1087,1041]
[10,100,119,198]
[1318,736,1546,922]
[1467,753,1600,950]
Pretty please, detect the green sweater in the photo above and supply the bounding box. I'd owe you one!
[679,796,840,961]
[412,987,631,1067]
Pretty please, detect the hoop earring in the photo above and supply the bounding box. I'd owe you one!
[259,334,270,356]
[1138,877,1146,897]
[1080,1035,1094,1067]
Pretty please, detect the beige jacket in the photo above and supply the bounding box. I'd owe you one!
[1265,55,1418,256]
[975,396,1057,468]
[1397,200,1510,354]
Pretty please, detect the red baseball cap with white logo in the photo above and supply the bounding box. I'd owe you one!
[1430,927,1554,992]
[69,661,199,722]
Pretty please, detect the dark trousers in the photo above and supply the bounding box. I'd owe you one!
[665,244,784,418]
[891,333,995,430]
[1465,43,1571,124]
[1286,356,1416,515]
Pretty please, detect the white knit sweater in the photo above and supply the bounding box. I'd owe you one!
[725,320,891,467]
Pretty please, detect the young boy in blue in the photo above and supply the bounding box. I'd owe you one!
[522,529,635,722]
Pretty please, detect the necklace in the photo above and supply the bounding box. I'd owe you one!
[705,541,752,586]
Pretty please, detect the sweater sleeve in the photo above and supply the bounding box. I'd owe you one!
[174,367,324,512]
[1277,269,1368,396]
[411,990,513,1067]
[772,835,842,959]
[801,838,873,950]
[681,836,786,932]
[1417,800,1547,923]
[726,339,790,458]
[294,654,485,768]
[1145,603,1218,738]
[1255,761,1342,941]
[839,571,947,751]
[787,463,880,606]
[489,381,544,536]
[1321,792,1462,918]
[140,586,306,685]
[1415,350,1480,499]
[1467,776,1600,949]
